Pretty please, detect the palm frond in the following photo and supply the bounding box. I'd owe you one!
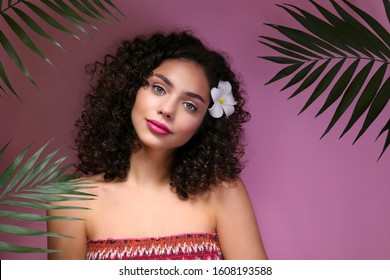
[0,141,95,253]
[321,61,374,138]
[0,0,124,99]
[376,119,390,160]
[260,0,390,159]
[0,241,59,253]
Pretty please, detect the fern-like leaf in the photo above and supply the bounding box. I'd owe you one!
[0,141,95,253]
[261,0,390,159]
[0,0,124,99]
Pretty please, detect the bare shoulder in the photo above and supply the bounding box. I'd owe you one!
[210,177,250,204]
[209,177,256,216]
[210,177,268,260]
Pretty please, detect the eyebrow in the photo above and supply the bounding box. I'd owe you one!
[152,73,206,104]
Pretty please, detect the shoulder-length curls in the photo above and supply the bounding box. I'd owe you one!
[75,31,250,199]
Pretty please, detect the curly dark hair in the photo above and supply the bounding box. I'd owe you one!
[75,30,250,199]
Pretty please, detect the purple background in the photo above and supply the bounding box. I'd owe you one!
[0,0,389,259]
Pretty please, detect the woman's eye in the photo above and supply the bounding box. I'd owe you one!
[153,85,165,95]
[184,102,197,111]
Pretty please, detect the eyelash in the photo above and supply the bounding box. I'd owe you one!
[152,84,165,95]
[151,84,198,112]
[184,102,198,112]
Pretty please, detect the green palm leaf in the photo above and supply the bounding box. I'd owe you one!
[385,0,390,24]
[264,63,304,85]
[341,64,388,138]
[0,30,39,91]
[299,58,346,115]
[2,13,55,67]
[260,36,322,59]
[12,6,64,50]
[0,141,95,253]
[289,59,330,99]
[261,0,390,159]
[316,59,360,118]
[0,1,124,255]
[0,224,69,237]
[23,1,81,41]
[103,0,126,17]
[330,0,389,59]
[260,40,309,60]
[281,61,317,91]
[343,0,390,49]
[354,77,390,143]
[0,200,89,211]
[70,0,110,24]
[0,210,82,221]
[0,141,11,161]
[0,61,18,99]
[92,0,121,21]
[43,0,95,35]
[0,0,124,99]
[376,119,390,160]
[321,60,374,138]
[264,24,336,57]
[278,3,357,57]
[0,241,59,253]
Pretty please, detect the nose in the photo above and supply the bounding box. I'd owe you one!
[158,96,176,120]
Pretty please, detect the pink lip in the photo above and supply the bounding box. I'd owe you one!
[146,119,172,135]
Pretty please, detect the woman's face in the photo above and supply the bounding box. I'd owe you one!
[131,59,211,152]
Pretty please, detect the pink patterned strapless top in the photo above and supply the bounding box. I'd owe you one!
[86,232,223,260]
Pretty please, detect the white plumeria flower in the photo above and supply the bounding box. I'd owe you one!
[208,80,237,118]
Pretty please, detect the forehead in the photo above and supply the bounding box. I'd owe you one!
[152,59,210,98]
[153,59,208,80]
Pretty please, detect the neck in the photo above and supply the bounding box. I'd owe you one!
[127,146,174,189]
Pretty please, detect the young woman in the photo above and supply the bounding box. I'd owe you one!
[47,31,267,260]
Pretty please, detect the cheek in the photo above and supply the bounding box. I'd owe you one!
[132,90,152,114]
[131,91,146,124]
[179,115,205,138]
